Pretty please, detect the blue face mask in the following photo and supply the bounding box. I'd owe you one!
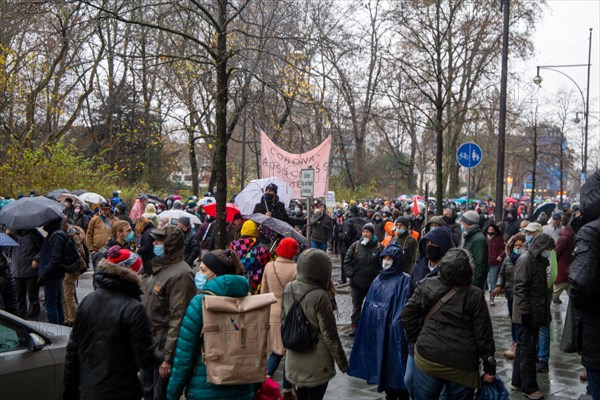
[125,231,134,242]
[195,272,214,290]
[525,235,533,244]
[541,250,552,259]
[513,248,522,256]
[396,228,406,236]
[153,245,165,257]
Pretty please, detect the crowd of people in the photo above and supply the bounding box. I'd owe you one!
[0,172,598,400]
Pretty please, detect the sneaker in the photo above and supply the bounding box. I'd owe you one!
[536,361,549,373]
[522,390,544,399]
[510,383,522,391]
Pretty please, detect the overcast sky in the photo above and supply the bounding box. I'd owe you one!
[518,0,599,164]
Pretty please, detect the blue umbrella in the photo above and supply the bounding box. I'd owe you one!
[0,233,19,247]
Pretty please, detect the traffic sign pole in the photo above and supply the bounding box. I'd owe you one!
[456,142,483,210]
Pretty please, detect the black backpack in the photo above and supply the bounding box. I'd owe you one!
[281,283,321,352]
[51,231,81,273]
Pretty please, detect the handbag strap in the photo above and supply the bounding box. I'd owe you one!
[425,286,461,321]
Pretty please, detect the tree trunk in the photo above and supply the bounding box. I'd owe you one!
[529,114,538,217]
[435,107,444,215]
[189,129,199,196]
[213,0,229,249]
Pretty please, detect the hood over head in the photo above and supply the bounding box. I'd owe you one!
[485,222,502,236]
[580,170,600,224]
[379,243,405,278]
[425,215,447,230]
[528,233,555,258]
[420,226,454,257]
[296,249,331,290]
[384,221,395,236]
[152,224,184,268]
[438,248,474,286]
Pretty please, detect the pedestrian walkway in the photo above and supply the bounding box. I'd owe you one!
[296,256,590,399]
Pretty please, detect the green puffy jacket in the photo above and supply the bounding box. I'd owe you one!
[166,275,254,400]
[462,226,488,289]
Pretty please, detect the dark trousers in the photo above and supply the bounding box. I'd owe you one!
[507,299,517,342]
[339,251,347,283]
[296,383,328,400]
[384,389,410,400]
[587,368,600,400]
[15,277,40,320]
[140,367,168,400]
[43,278,63,325]
[512,324,540,394]
[350,285,369,326]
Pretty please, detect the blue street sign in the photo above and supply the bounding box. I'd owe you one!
[456,142,483,168]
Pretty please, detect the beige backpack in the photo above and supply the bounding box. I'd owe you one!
[201,292,277,385]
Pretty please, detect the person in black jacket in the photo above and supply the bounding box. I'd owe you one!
[38,217,68,324]
[343,223,381,336]
[177,216,199,268]
[310,204,333,251]
[0,250,18,315]
[10,228,43,320]
[252,183,289,223]
[63,259,160,400]
[569,170,600,400]
[136,217,156,276]
[339,206,367,284]
[401,248,496,399]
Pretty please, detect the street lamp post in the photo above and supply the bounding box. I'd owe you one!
[532,28,593,184]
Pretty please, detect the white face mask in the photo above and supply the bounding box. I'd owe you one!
[382,259,393,270]
[361,237,369,246]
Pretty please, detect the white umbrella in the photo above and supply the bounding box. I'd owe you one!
[79,192,106,204]
[198,196,216,206]
[57,193,84,205]
[158,209,202,226]
[234,177,293,216]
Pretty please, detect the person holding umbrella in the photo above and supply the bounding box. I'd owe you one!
[253,183,290,223]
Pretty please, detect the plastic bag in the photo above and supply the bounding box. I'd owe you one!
[475,375,509,400]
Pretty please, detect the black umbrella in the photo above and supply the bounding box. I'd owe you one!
[46,189,70,200]
[146,194,165,205]
[72,189,89,196]
[0,196,63,230]
[533,202,557,221]
[245,213,309,248]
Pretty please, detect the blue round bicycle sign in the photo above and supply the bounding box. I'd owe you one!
[456,142,483,168]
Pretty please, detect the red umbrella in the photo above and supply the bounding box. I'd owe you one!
[504,197,518,204]
[413,195,424,200]
[203,202,241,223]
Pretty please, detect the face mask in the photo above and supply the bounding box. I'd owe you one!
[153,245,165,257]
[425,245,443,262]
[382,259,393,270]
[396,228,406,236]
[64,202,70,207]
[194,272,214,290]
[167,200,172,206]
[125,231,134,242]
[525,235,533,244]
[430,226,437,231]
[264,193,273,201]
[443,216,454,225]
[361,237,369,246]
[541,250,552,259]
[314,210,322,217]
[513,248,522,256]
[374,217,381,222]
[74,209,80,215]
[487,233,494,239]
[294,207,300,214]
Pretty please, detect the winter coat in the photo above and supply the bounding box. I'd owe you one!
[446,221,462,247]
[512,233,555,327]
[496,254,517,301]
[138,222,155,275]
[0,253,18,314]
[349,244,411,392]
[63,261,160,400]
[485,224,506,266]
[10,229,43,278]
[129,199,145,223]
[462,225,488,289]
[282,249,349,387]
[166,275,255,400]
[569,170,600,370]
[182,228,199,267]
[555,226,575,284]
[410,227,454,295]
[253,195,290,224]
[381,221,395,247]
[38,226,67,282]
[260,258,297,355]
[86,214,118,252]
[504,218,521,239]
[343,239,382,290]
[310,212,333,243]
[339,216,367,255]
[73,212,90,233]
[393,231,418,274]
[143,225,197,364]
[401,249,496,377]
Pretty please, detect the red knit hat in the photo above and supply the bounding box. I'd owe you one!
[106,245,143,274]
[276,238,299,259]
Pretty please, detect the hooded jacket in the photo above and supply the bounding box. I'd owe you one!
[166,275,255,400]
[63,261,160,400]
[401,248,496,379]
[10,229,43,278]
[555,226,575,284]
[381,221,396,247]
[512,233,555,327]
[392,230,418,274]
[310,211,333,243]
[568,170,600,370]
[253,194,290,224]
[143,225,196,364]
[282,249,349,387]
[348,244,411,391]
[485,223,506,266]
[462,224,488,289]
[372,212,386,242]
[410,227,454,295]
